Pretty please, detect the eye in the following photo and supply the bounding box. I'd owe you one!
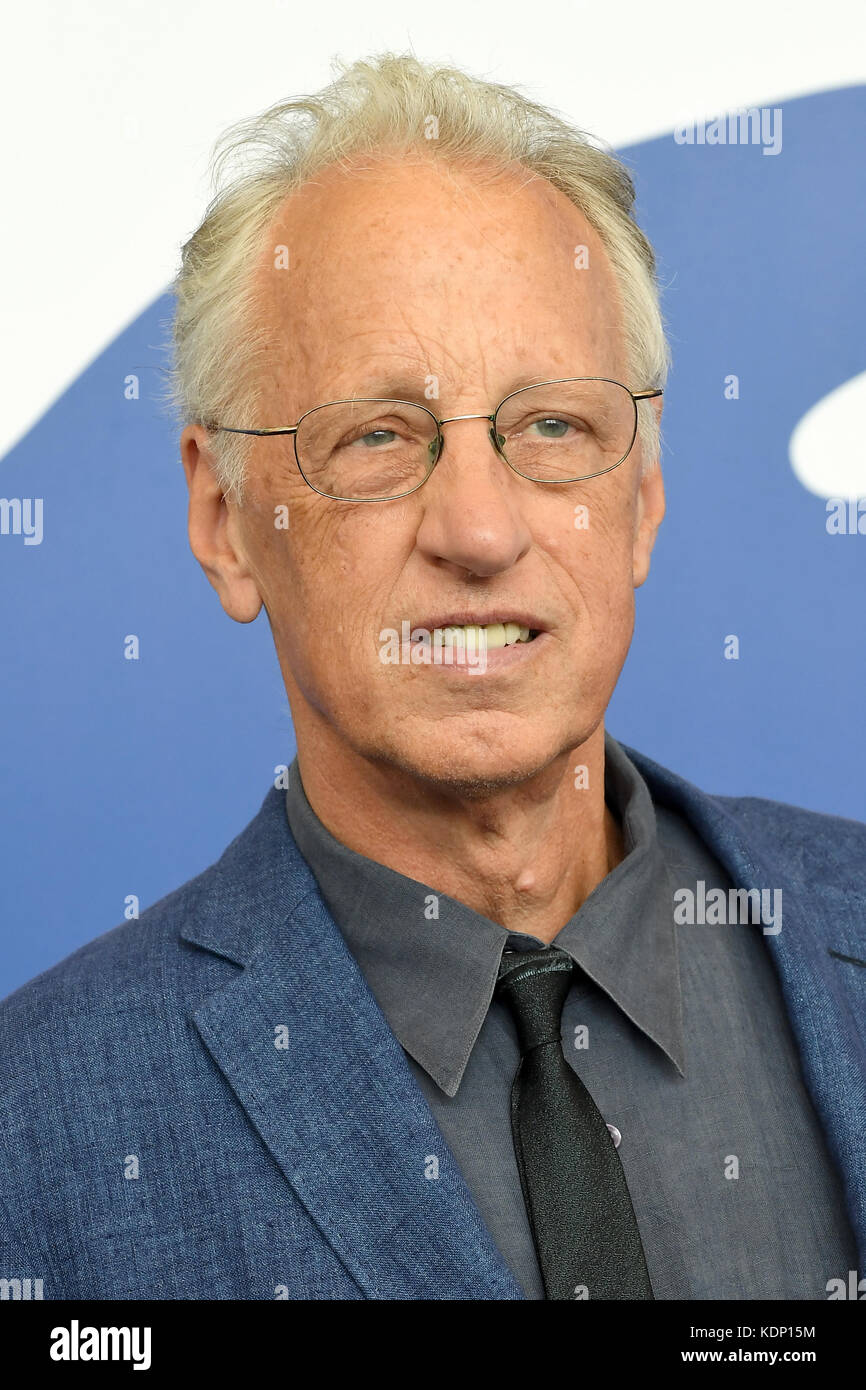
[527,415,572,439]
[354,428,397,449]
[337,416,415,450]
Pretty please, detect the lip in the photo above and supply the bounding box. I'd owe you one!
[401,626,551,676]
[411,611,549,634]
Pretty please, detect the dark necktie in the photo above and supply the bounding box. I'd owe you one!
[496,945,654,1300]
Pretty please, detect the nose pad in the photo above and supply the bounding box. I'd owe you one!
[426,424,506,470]
[490,425,507,457]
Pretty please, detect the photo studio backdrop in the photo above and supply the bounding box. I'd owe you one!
[2,1,864,995]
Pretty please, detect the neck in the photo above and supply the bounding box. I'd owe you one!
[293,719,623,944]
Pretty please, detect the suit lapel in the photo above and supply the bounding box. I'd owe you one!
[625,742,866,1265]
[181,787,524,1300]
[182,752,866,1293]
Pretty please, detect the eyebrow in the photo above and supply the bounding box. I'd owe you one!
[346,370,563,404]
[347,374,433,403]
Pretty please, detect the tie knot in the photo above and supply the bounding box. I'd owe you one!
[495,946,574,1054]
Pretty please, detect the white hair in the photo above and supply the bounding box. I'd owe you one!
[168,52,671,501]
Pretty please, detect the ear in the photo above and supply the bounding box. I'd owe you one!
[180,425,263,623]
[632,396,665,588]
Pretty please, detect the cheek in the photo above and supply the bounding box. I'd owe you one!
[270,508,404,655]
[535,488,638,607]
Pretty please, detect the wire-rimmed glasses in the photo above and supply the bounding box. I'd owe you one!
[208,377,663,502]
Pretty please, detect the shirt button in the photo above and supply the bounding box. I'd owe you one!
[606,1123,622,1149]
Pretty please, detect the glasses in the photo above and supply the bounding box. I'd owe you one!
[209,377,663,502]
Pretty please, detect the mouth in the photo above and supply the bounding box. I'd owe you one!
[416,615,546,650]
[430,622,539,650]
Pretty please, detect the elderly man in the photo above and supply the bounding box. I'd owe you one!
[1,54,864,1303]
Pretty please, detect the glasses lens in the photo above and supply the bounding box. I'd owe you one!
[494,379,637,481]
[295,399,438,499]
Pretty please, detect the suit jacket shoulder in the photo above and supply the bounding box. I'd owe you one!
[2,751,864,1297]
[623,739,866,900]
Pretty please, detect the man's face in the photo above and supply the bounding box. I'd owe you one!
[199,154,664,794]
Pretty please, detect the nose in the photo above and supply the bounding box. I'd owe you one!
[414,416,533,578]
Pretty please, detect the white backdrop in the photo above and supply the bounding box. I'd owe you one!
[4,0,866,461]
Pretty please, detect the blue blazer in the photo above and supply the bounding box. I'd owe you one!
[1,744,864,1299]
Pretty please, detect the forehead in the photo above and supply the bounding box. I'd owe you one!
[251,152,625,393]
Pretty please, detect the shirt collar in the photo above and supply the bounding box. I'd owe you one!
[284,732,685,1096]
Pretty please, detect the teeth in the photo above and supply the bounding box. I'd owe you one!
[432,622,534,648]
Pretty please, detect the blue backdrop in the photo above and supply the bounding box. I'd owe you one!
[2,85,864,997]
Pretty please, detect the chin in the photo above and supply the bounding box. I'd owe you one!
[362,710,589,800]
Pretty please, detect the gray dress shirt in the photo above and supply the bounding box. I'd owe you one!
[284,734,857,1299]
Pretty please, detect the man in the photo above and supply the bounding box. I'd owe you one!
[1,53,864,1301]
